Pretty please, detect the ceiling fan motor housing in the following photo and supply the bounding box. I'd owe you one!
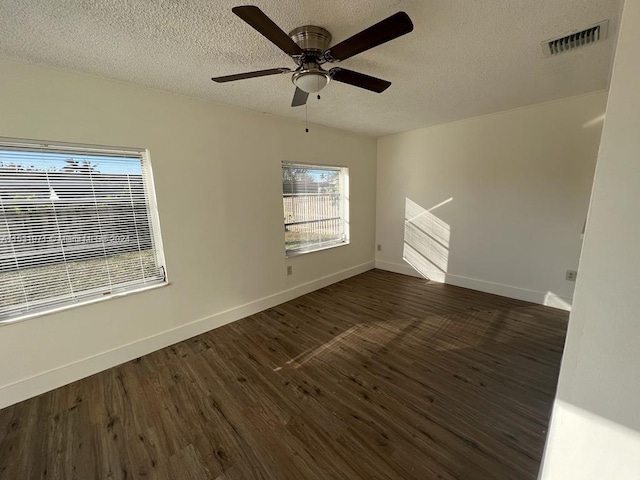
[289,25,332,54]
[289,26,333,93]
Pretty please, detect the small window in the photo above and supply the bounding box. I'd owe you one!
[0,138,167,323]
[282,162,349,256]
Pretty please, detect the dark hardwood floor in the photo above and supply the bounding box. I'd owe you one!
[0,269,568,480]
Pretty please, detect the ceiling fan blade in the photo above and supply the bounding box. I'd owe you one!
[291,87,309,107]
[325,12,413,62]
[330,68,391,93]
[212,67,291,83]
[232,6,303,57]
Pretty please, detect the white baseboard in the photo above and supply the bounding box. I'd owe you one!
[375,260,573,312]
[374,260,423,278]
[0,261,375,409]
[445,274,573,310]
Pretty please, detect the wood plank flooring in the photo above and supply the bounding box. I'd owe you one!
[0,269,569,479]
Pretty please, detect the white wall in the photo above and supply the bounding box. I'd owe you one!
[540,0,640,478]
[375,92,607,309]
[0,56,377,408]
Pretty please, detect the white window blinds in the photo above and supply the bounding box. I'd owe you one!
[282,163,349,256]
[0,138,166,323]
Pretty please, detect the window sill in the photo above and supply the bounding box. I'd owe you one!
[285,241,350,258]
[0,281,170,326]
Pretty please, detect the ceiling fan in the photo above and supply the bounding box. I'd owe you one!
[211,6,414,107]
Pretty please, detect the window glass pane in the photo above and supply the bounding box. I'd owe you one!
[0,141,166,322]
[282,163,349,255]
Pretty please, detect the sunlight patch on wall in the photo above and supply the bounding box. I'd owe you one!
[541,400,640,479]
[403,198,451,282]
[544,291,573,311]
[583,113,606,129]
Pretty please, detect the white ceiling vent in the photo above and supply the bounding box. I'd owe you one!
[542,20,609,57]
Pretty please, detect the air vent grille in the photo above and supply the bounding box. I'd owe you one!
[542,20,609,57]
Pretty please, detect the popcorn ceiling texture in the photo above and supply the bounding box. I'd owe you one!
[0,0,623,137]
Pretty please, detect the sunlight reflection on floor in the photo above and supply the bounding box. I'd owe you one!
[275,305,551,370]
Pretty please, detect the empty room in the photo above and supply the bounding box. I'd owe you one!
[1,0,639,479]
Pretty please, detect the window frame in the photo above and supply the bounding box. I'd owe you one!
[282,161,350,257]
[0,136,168,325]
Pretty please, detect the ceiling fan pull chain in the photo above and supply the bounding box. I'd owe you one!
[317,76,321,100]
[305,102,309,133]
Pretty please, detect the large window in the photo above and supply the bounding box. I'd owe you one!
[282,162,349,256]
[0,138,167,323]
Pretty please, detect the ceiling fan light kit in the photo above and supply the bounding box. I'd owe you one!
[212,6,414,107]
[292,69,329,94]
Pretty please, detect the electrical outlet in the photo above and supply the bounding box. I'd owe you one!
[287,265,293,276]
[566,270,577,281]
[377,244,382,252]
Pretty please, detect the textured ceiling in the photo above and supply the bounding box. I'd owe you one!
[0,0,624,137]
